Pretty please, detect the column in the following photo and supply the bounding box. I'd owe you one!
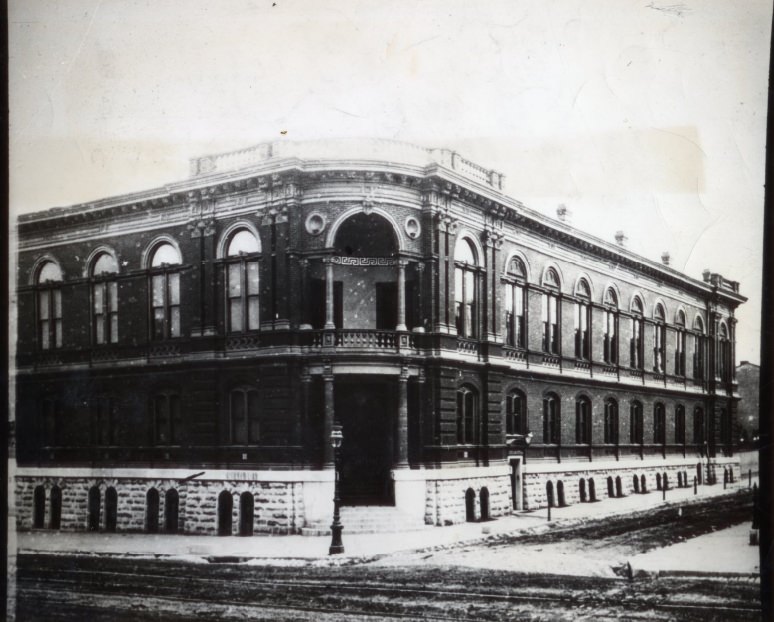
[324,257,335,329]
[298,368,311,449]
[323,367,335,468]
[395,366,409,468]
[396,259,408,331]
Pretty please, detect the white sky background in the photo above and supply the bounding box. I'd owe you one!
[8,0,771,364]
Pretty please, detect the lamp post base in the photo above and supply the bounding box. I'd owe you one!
[329,524,344,555]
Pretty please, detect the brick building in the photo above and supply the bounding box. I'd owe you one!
[736,361,760,446]
[14,139,745,536]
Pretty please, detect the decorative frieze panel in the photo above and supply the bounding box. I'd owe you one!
[329,256,398,266]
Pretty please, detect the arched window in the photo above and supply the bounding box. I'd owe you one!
[543,393,560,444]
[630,297,644,369]
[87,486,101,531]
[454,238,479,338]
[217,490,233,536]
[546,481,555,507]
[465,488,476,522]
[164,488,179,533]
[674,310,686,376]
[149,242,182,340]
[675,405,686,445]
[653,304,666,373]
[693,315,705,379]
[579,478,587,502]
[693,407,705,445]
[654,402,666,445]
[230,388,261,445]
[146,488,160,533]
[33,486,46,529]
[456,385,478,445]
[151,391,182,446]
[604,399,619,445]
[225,230,261,333]
[588,478,596,501]
[575,396,591,444]
[541,269,560,354]
[90,252,119,345]
[630,401,644,445]
[35,261,63,350]
[557,480,566,507]
[50,485,62,530]
[239,491,254,536]
[632,474,640,494]
[504,257,526,348]
[603,288,618,364]
[480,487,490,520]
[574,279,591,360]
[506,389,526,436]
[717,323,730,383]
[105,486,118,532]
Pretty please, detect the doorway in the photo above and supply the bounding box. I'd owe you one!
[335,378,395,505]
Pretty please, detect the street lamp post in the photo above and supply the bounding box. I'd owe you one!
[329,423,344,555]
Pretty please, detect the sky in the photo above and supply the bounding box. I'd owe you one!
[8,0,771,364]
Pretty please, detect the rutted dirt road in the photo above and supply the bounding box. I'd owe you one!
[16,492,760,621]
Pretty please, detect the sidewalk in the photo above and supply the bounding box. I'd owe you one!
[16,480,755,562]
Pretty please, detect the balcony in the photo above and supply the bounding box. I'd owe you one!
[308,329,417,354]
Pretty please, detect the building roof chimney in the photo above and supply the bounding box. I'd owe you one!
[615,231,627,247]
[661,252,670,266]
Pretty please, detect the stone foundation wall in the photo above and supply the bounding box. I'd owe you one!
[424,473,511,526]
[15,474,305,535]
[522,458,742,510]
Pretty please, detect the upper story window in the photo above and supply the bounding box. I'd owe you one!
[603,288,618,365]
[630,297,644,369]
[225,230,261,333]
[506,389,526,435]
[653,402,666,444]
[575,395,591,444]
[542,393,560,444]
[630,401,644,444]
[152,391,181,446]
[604,398,619,444]
[574,279,591,360]
[674,310,686,376]
[653,303,666,373]
[454,239,479,339]
[230,387,261,444]
[456,385,479,445]
[90,253,119,345]
[504,257,526,348]
[693,315,705,380]
[149,243,182,340]
[541,268,560,355]
[36,261,63,350]
[717,322,730,382]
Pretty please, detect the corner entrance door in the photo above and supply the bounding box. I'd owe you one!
[335,378,395,505]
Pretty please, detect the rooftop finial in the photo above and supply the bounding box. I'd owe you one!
[661,251,670,266]
[615,231,627,247]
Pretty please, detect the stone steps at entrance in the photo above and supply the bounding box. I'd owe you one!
[302,506,428,536]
